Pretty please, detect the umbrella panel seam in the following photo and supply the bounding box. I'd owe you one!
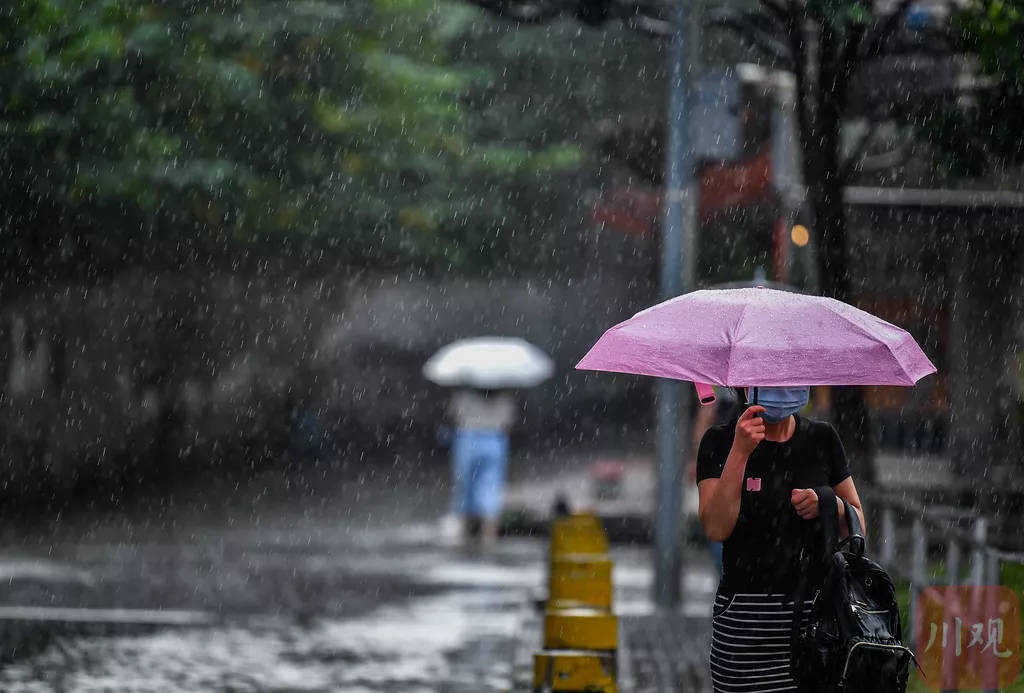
[817,299,916,385]
[724,299,753,387]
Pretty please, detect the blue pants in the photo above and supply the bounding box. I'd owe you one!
[709,539,724,578]
[451,430,509,519]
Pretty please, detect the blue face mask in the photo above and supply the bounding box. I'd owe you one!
[746,386,810,423]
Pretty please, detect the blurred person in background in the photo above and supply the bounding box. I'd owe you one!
[443,388,518,548]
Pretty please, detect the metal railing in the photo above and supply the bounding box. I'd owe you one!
[867,491,1024,654]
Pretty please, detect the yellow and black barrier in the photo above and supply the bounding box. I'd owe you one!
[549,515,609,557]
[543,608,618,651]
[532,650,616,692]
[548,554,614,611]
[532,512,618,693]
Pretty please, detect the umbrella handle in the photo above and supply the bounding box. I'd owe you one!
[695,382,717,406]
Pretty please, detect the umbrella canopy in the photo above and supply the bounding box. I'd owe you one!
[576,287,936,392]
[424,337,554,389]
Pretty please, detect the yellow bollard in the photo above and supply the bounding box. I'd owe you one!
[543,608,618,651]
[550,516,609,556]
[553,513,603,532]
[532,650,617,692]
[548,554,613,610]
[533,513,617,691]
[549,530,608,556]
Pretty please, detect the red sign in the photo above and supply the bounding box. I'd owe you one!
[591,147,775,236]
[700,146,773,218]
[591,189,661,237]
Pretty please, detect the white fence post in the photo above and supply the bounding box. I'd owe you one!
[946,538,960,586]
[981,550,1001,693]
[984,550,1000,587]
[969,517,987,586]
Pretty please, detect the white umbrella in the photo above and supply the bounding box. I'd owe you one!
[423,337,554,389]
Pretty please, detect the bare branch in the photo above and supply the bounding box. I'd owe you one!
[614,0,674,37]
[855,146,914,174]
[758,0,793,26]
[617,0,673,22]
[839,122,880,182]
[705,8,794,69]
[859,0,914,60]
[466,0,566,23]
[864,44,962,60]
[727,4,788,34]
[844,129,917,177]
[623,13,674,37]
[902,25,958,48]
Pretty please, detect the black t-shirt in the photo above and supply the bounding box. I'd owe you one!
[695,414,852,593]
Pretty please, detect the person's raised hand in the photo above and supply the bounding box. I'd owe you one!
[791,488,820,519]
[733,405,766,456]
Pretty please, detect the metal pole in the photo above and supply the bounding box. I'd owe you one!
[654,382,684,607]
[654,0,697,608]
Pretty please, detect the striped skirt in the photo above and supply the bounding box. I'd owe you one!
[709,589,816,693]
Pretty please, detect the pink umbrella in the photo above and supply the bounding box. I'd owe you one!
[576,287,936,404]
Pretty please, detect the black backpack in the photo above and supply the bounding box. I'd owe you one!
[789,486,922,693]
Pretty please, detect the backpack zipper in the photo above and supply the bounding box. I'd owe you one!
[838,640,915,684]
[851,603,889,615]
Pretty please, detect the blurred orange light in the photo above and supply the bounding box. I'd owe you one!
[791,224,810,247]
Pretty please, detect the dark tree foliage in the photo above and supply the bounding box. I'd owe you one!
[0,0,582,279]
[927,0,1024,174]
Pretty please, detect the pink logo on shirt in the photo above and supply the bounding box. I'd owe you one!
[746,477,762,492]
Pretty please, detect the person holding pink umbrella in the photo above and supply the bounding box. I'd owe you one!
[695,386,863,692]
[576,286,936,693]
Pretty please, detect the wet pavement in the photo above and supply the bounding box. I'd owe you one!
[0,459,528,691]
[0,538,535,691]
[0,455,715,691]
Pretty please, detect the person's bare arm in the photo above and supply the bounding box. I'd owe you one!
[698,406,765,542]
[686,401,719,483]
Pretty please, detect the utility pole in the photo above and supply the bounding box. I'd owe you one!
[653,0,698,608]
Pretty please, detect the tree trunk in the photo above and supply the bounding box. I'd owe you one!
[805,86,879,487]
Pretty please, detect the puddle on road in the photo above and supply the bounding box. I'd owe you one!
[0,588,523,692]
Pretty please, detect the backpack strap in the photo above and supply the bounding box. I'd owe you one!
[838,497,866,557]
[841,497,861,535]
[789,485,842,677]
[814,485,840,561]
